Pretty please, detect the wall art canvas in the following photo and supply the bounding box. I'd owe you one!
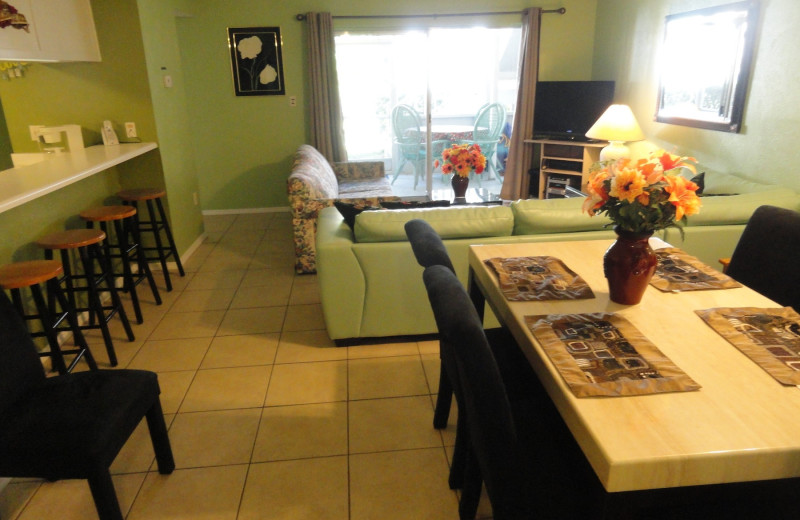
[228,26,285,96]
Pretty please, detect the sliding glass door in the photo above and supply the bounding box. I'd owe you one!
[335,25,520,200]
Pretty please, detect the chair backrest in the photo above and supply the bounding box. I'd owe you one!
[726,205,800,311]
[422,265,528,517]
[0,290,46,413]
[404,219,455,272]
[392,104,423,145]
[473,103,507,142]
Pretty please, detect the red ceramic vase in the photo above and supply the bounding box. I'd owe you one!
[451,174,469,201]
[603,227,658,305]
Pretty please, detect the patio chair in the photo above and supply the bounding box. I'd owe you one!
[461,103,507,185]
[391,104,426,189]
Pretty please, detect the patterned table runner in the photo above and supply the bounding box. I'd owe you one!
[484,256,594,301]
[525,313,701,397]
[696,307,800,385]
[650,248,741,292]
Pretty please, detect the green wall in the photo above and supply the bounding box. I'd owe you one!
[0,0,162,266]
[593,0,800,190]
[136,0,204,252]
[0,0,156,151]
[0,0,204,267]
[175,0,599,211]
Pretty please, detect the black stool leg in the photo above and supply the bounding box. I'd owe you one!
[77,244,118,366]
[10,287,68,374]
[111,218,144,324]
[49,277,98,371]
[90,243,135,343]
[144,199,173,291]
[125,214,162,308]
[155,197,185,277]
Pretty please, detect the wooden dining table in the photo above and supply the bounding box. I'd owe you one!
[467,239,800,499]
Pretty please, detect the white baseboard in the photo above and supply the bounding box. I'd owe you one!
[201,206,290,216]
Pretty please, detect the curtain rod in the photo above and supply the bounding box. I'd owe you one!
[295,8,565,21]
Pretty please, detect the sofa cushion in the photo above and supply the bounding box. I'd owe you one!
[685,189,800,226]
[338,178,395,197]
[354,206,514,243]
[511,197,613,235]
[702,171,779,195]
[379,200,451,209]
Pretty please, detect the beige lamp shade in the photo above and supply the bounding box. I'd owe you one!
[585,104,645,161]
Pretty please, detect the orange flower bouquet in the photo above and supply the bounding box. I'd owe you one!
[583,150,701,233]
[434,143,486,177]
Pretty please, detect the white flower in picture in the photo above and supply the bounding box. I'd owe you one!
[259,65,277,85]
[237,36,262,60]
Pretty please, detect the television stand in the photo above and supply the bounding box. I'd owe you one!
[524,139,606,199]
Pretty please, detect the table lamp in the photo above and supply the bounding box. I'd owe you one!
[585,104,645,161]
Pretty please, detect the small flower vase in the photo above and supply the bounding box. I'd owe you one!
[451,174,469,202]
[603,227,658,305]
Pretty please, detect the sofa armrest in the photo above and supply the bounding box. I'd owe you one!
[290,198,333,220]
[334,161,385,180]
[316,207,367,339]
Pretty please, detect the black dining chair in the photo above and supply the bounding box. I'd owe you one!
[408,220,540,494]
[725,205,800,311]
[422,265,601,519]
[0,290,175,520]
[405,218,456,430]
[405,218,456,274]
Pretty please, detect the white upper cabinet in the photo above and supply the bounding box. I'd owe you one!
[0,0,100,62]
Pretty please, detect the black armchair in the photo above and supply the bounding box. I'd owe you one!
[0,290,174,520]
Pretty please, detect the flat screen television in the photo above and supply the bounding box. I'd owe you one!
[533,81,615,141]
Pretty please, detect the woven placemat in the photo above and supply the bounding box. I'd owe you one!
[525,313,700,397]
[651,248,741,292]
[484,256,594,301]
[696,307,800,385]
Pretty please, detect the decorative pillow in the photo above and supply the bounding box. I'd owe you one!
[379,200,451,209]
[333,201,378,230]
[690,171,705,194]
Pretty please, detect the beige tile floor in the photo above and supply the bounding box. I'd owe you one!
[0,212,494,520]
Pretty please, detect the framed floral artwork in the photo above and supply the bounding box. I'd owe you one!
[227,26,285,96]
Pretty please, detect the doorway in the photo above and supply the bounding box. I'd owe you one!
[335,26,520,200]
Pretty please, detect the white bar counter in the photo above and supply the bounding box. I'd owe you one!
[0,143,158,214]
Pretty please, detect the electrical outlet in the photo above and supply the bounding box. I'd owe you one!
[192,192,199,206]
[124,122,137,138]
[289,96,297,107]
[29,125,44,141]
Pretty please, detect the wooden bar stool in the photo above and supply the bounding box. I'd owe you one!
[0,260,98,374]
[36,229,135,367]
[80,205,162,324]
[117,188,185,291]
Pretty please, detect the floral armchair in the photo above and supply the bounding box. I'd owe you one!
[288,145,397,273]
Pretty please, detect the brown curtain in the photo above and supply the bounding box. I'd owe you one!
[306,12,347,162]
[500,7,541,201]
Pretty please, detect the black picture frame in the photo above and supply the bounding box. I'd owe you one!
[655,1,759,133]
[227,26,285,96]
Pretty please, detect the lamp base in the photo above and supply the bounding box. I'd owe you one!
[599,141,630,162]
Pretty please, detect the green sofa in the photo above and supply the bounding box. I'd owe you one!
[316,172,800,341]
